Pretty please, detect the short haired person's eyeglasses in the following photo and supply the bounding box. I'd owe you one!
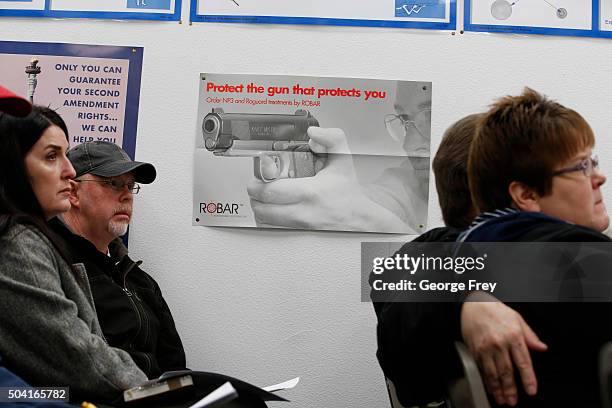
[75,178,141,194]
[552,155,599,178]
[384,109,431,142]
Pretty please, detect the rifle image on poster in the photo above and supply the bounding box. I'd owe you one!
[202,108,324,182]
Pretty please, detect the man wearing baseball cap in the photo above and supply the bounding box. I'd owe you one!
[50,141,186,379]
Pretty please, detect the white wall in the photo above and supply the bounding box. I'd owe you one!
[4,5,612,407]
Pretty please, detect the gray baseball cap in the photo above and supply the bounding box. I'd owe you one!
[68,141,156,184]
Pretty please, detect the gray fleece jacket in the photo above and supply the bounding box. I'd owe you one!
[0,223,147,402]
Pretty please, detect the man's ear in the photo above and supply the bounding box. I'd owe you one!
[68,180,80,208]
[508,181,541,212]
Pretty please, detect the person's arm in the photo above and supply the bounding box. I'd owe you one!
[460,292,547,406]
[146,275,187,373]
[0,226,147,401]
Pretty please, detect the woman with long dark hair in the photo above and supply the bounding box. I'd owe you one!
[0,103,147,403]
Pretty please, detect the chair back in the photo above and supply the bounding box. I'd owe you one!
[385,377,408,408]
[448,342,491,408]
[600,341,612,408]
[384,342,490,408]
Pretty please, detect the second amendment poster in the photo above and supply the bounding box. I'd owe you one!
[0,41,143,157]
[193,74,432,234]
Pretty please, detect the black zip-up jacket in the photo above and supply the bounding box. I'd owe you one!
[50,218,187,379]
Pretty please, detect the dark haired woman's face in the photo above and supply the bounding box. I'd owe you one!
[24,125,76,220]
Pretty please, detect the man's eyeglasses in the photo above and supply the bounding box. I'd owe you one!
[552,155,599,178]
[75,178,141,194]
[384,109,431,142]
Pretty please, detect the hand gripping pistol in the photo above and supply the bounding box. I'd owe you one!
[202,108,321,182]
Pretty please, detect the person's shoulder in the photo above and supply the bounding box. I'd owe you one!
[2,222,29,238]
[110,239,160,283]
[392,227,460,257]
[2,222,47,244]
[520,221,611,242]
[465,211,610,242]
[412,226,461,242]
[130,260,160,288]
[0,223,59,266]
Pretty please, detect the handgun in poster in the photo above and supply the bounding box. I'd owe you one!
[202,108,324,182]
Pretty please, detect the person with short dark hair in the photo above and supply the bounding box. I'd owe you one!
[468,87,606,232]
[372,114,480,406]
[432,113,479,230]
[460,88,611,407]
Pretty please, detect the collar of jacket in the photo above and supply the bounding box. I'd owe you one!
[459,207,519,242]
[109,236,129,260]
[50,217,139,279]
[457,208,569,243]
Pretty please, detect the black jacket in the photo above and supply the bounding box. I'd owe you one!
[371,227,464,406]
[373,215,612,408]
[462,210,612,408]
[51,218,187,379]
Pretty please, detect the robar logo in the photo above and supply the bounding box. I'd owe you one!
[200,201,240,215]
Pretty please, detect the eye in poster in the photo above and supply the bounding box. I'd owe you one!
[190,0,456,30]
[0,41,143,157]
[193,74,432,234]
[0,0,180,20]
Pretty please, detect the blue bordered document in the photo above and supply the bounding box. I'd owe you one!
[0,0,181,21]
[0,41,143,158]
[190,0,456,30]
[465,0,612,39]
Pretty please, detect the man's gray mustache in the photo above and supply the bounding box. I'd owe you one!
[113,205,132,217]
